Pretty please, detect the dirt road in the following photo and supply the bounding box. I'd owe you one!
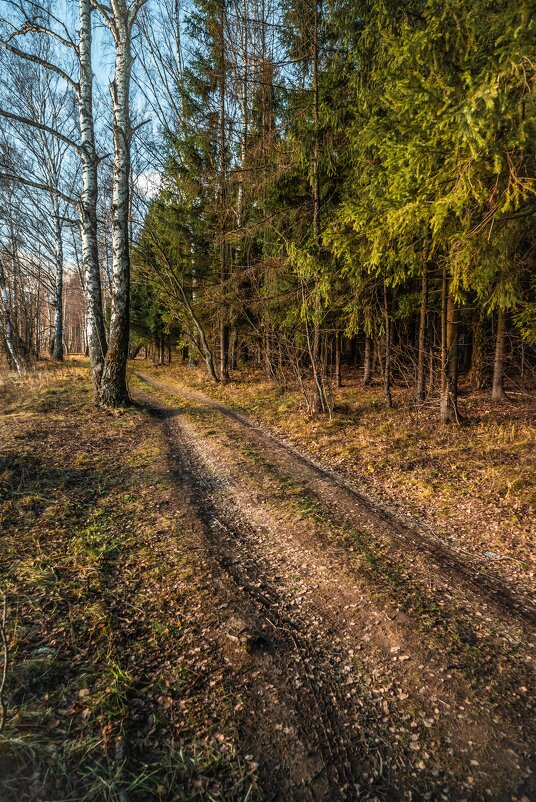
[133,372,535,802]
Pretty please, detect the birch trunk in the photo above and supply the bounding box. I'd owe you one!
[0,258,22,372]
[50,195,64,360]
[80,0,107,391]
[97,0,144,406]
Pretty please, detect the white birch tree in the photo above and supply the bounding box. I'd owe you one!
[91,0,147,406]
[0,0,108,391]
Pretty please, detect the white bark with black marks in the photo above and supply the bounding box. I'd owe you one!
[0,0,107,392]
[93,0,147,406]
[50,193,64,360]
[79,0,108,391]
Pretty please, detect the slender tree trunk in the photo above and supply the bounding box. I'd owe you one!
[50,198,64,360]
[79,0,107,393]
[220,319,230,382]
[0,258,22,372]
[427,344,435,397]
[334,330,342,388]
[219,0,229,383]
[491,308,508,402]
[199,336,219,382]
[98,5,137,406]
[264,325,274,380]
[349,336,357,365]
[230,326,238,370]
[383,281,393,409]
[236,0,248,232]
[363,335,372,385]
[416,270,428,401]
[470,310,488,389]
[440,269,460,423]
[310,322,325,413]
[309,0,326,414]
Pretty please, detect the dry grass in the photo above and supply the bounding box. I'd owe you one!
[0,362,256,802]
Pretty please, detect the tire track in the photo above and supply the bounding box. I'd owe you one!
[133,376,536,802]
[135,371,536,629]
[138,389,386,802]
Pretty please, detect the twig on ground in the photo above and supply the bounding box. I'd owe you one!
[0,594,9,733]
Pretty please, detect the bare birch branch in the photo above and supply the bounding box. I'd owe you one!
[0,0,77,47]
[0,172,78,207]
[3,22,76,51]
[0,39,79,93]
[0,109,81,154]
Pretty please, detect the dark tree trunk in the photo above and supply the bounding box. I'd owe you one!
[383,282,393,408]
[308,0,327,415]
[230,326,238,370]
[335,330,342,389]
[363,335,372,385]
[220,321,230,382]
[310,321,327,413]
[440,269,460,423]
[470,311,488,389]
[264,326,274,380]
[416,271,427,401]
[372,337,380,377]
[218,0,229,384]
[349,336,357,366]
[491,308,508,402]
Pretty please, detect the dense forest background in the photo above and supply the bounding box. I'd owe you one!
[1,0,535,421]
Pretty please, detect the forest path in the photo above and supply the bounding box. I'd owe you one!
[132,372,535,802]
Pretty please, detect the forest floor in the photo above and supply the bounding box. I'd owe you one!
[1,360,535,802]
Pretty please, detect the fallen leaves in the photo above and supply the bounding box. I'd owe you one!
[0,367,254,802]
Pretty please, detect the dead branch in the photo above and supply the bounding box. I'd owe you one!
[0,594,8,733]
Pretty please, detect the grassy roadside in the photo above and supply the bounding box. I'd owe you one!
[135,362,536,586]
[0,366,256,802]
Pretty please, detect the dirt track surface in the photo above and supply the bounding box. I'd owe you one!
[133,372,536,802]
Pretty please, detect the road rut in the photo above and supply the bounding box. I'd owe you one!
[133,374,535,802]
